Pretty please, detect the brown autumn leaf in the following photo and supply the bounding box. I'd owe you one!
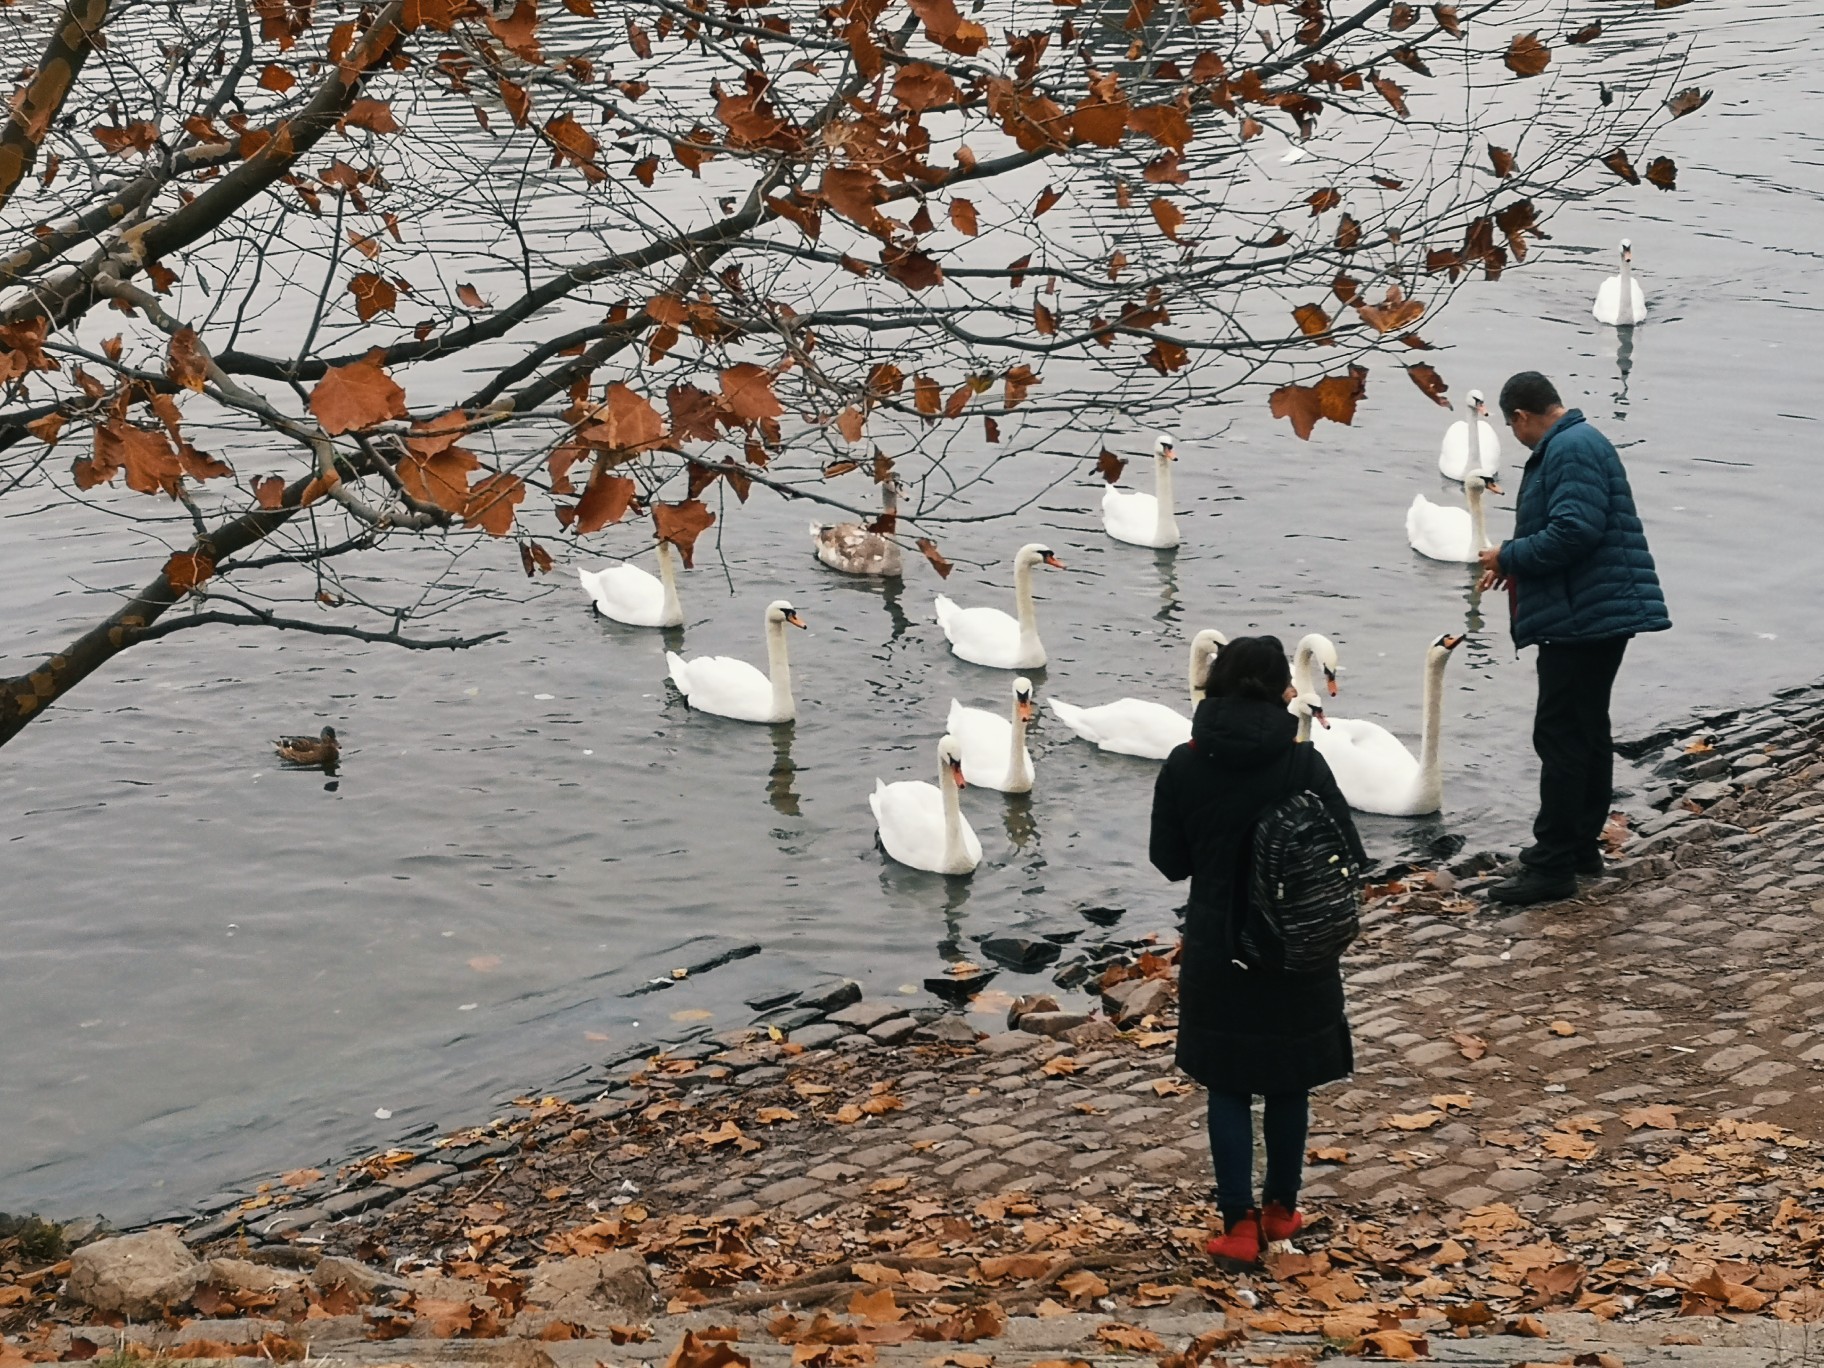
[1307,1145,1349,1163]
[1567,20,1601,43]
[1356,283,1425,333]
[1385,1110,1444,1131]
[1363,1329,1428,1361]
[279,1166,322,1188]
[916,537,952,578]
[163,549,216,594]
[1307,186,1341,216]
[1645,156,1677,191]
[1373,75,1408,117]
[1407,363,1450,408]
[1431,3,1460,34]
[546,114,606,183]
[1389,2,1418,30]
[1542,1132,1597,1161]
[254,475,286,509]
[1033,184,1063,217]
[1292,303,1333,344]
[1549,1019,1577,1037]
[574,470,637,535]
[1095,450,1126,485]
[666,1329,748,1368]
[167,327,210,392]
[1094,1324,1163,1353]
[456,283,491,311]
[893,62,959,113]
[27,412,64,445]
[1452,1031,1488,1061]
[1149,197,1185,241]
[519,541,554,577]
[1489,144,1515,178]
[348,272,397,321]
[1268,366,1367,441]
[309,348,407,435]
[344,98,401,134]
[462,472,525,537]
[1003,364,1038,409]
[1601,148,1640,184]
[1128,103,1191,154]
[92,121,161,156]
[1056,1270,1108,1303]
[1667,86,1712,119]
[654,500,715,568]
[948,198,979,236]
[1504,32,1551,78]
[258,63,296,92]
[1621,1104,1681,1130]
[720,364,782,423]
[98,421,183,496]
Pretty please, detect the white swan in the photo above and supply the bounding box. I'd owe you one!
[934,542,1063,669]
[665,600,805,724]
[1101,434,1180,549]
[1290,690,1328,745]
[810,479,903,577]
[1047,629,1227,760]
[577,542,683,628]
[1438,390,1500,482]
[1592,238,1647,327]
[1296,633,1464,816]
[946,677,1035,794]
[870,734,982,875]
[1407,474,1501,564]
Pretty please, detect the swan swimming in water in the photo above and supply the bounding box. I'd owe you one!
[578,542,684,628]
[1438,390,1500,482]
[1047,629,1227,760]
[665,600,806,723]
[810,479,903,577]
[946,677,1036,794]
[1407,474,1501,564]
[1101,434,1180,549]
[1293,632,1464,816]
[934,542,1064,669]
[870,734,982,875]
[1592,239,1647,327]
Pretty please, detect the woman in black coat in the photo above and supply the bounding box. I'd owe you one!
[1149,635,1366,1265]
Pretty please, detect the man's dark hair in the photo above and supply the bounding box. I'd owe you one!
[1499,371,1562,420]
[1204,635,1291,704]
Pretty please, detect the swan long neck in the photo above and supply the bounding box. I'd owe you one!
[1189,635,1222,704]
[657,541,681,622]
[940,756,966,865]
[1009,699,1031,784]
[1417,647,1449,808]
[1154,452,1178,542]
[1013,555,1040,644]
[765,614,794,716]
[1294,707,1311,745]
[1617,253,1636,323]
[1467,481,1491,552]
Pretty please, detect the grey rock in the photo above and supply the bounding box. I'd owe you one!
[1017,1010,1092,1038]
[915,1016,981,1046]
[788,1022,847,1049]
[66,1228,204,1318]
[1006,993,1061,1027]
[204,1258,308,1296]
[829,999,910,1031]
[977,935,1061,971]
[1104,977,1173,1026]
[1684,779,1735,805]
[311,1255,409,1298]
[796,979,864,1013]
[523,1251,656,1323]
[868,1016,920,1045]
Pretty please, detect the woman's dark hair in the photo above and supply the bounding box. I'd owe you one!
[1204,635,1291,703]
[1498,370,1562,420]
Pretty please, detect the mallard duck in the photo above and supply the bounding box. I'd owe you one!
[276,726,339,767]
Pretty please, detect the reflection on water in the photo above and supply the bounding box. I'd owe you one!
[1151,548,1181,624]
[766,726,799,818]
[999,792,1038,850]
[1609,326,1638,416]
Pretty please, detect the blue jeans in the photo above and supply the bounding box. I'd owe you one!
[1207,1090,1308,1222]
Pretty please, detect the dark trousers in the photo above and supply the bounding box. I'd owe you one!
[1207,1090,1308,1221]
[1527,636,1629,875]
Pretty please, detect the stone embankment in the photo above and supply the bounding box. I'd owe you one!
[4,683,1824,1366]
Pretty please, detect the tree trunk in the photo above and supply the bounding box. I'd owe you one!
[0,0,111,212]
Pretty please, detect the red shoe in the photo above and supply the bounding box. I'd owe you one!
[1204,1210,1261,1266]
[1261,1201,1304,1243]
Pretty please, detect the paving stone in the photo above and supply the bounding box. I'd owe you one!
[953,1162,1011,1194]
[1134,1146,1188,1173]
[829,1000,911,1031]
[753,1176,822,1205]
[1002,1139,1068,1167]
[1705,1043,1768,1074]
[978,1031,1042,1056]
[868,1017,920,1045]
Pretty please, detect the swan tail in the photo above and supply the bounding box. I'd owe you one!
[1047,698,1098,742]
[665,651,692,698]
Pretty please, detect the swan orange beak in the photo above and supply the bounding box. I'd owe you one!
[1162,444,1177,461]
[1483,478,1504,495]
[1323,667,1338,698]
[1041,551,1066,569]
[1017,699,1035,722]
[1441,633,1465,650]
[1313,707,1330,730]
[949,759,967,789]
[785,610,808,629]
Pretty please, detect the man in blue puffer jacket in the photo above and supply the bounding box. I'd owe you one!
[1476,372,1670,906]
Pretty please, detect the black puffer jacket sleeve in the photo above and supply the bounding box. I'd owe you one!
[1149,750,1194,882]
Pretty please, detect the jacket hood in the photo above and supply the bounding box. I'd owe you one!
[1190,696,1297,769]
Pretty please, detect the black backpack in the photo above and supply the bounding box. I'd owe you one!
[1237,746,1361,972]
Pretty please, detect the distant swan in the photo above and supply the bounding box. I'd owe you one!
[1101,434,1180,549]
[1048,629,1227,760]
[665,600,805,724]
[578,542,683,628]
[946,677,1035,794]
[1407,474,1501,564]
[1295,632,1464,816]
[1593,238,1647,327]
[870,734,982,875]
[1438,390,1500,482]
[934,542,1064,670]
[811,479,902,578]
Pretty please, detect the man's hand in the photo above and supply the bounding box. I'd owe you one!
[1476,546,1508,594]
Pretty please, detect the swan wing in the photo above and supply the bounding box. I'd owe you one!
[937,600,1026,668]
[1473,419,1501,477]
[814,521,902,576]
[1629,279,1647,319]
[1048,697,1187,759]
[1103,486,1166,547]
[668,654,774,721]
[579,563,665,626]
[947,699,1029,790]
[1593,274,1625,325]
[1312,716,1424,815]
[1438,420,1470,481]
[872,778,947,871]
[1406,493,1476,563]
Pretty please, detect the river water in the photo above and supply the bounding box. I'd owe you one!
[2,2,1819,1222]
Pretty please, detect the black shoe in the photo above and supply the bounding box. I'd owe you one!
[1488,866,1579,906]
[1519,843,1604,878]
